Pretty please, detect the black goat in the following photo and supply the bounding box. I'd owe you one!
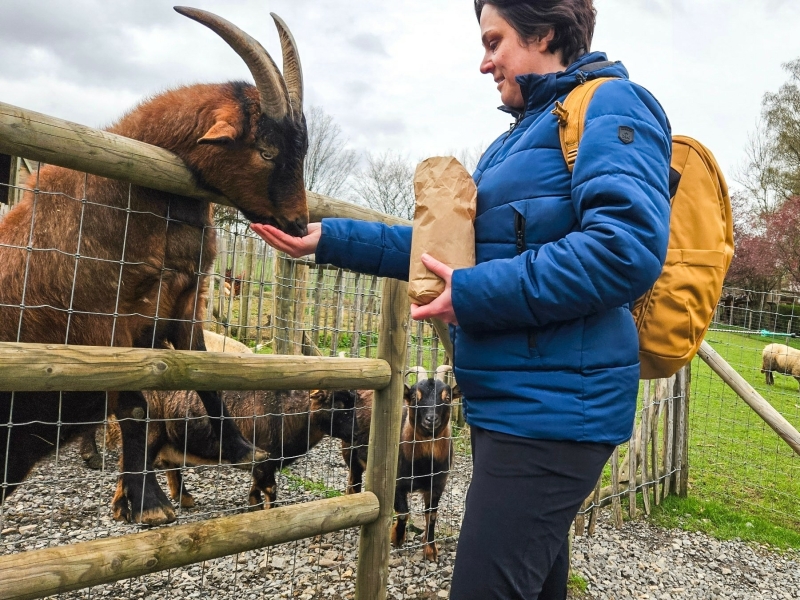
[342,365,458,562]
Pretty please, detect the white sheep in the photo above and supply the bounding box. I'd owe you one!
[761,343,800,389]
[202,330,252,354]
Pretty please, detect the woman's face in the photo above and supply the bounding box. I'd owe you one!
[479,4,562,109]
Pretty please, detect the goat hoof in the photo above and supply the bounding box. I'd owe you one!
[390,525,405,548]
[83,454,104,470]
[135,505,176,526]
[424,544,439,562]
[178,495,195,509]
[112,502,131,523]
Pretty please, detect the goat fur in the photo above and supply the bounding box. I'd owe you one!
[0,66,308,525]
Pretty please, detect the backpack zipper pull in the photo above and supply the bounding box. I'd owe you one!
[551,101,569,127]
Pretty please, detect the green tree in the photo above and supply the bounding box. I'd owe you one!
[763,58,800,199]
[738,58,800,213]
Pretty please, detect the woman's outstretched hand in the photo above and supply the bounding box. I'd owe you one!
[410,254,458,325]
[250,222,321,258]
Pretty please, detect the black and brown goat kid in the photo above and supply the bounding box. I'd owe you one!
[0,7,308,525]
[99,388,359,511]
[342,366,458,562]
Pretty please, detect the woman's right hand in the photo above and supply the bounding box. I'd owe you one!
[250,222,321,258]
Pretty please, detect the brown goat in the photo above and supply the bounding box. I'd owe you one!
[78,330,252,470]
[342,366,459,562]
[101,388,359,511]
[0,7,309,525]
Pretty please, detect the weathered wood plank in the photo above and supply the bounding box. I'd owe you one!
[674,366,690,497]
[610,447,624,528]
[0,341,390,391]
[0,493,379,600]
[0,102,407,226]
[355,278,410,600]
[641,383,651,516]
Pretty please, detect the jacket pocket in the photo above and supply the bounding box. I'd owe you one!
[514,211,526,255]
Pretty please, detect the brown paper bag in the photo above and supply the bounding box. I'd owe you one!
[408,156,477,305]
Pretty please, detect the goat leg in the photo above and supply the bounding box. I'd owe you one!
[247,464,278,510]
[341,443,365,494]
[391,483,410,548]
[163,465,195,508]
[78,424,104,470]
[112,391,176,525]
[196,390,268,465]
[421,488,442,562]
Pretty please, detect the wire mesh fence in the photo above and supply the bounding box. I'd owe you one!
[690,287,800,531]
[1,153,798,600]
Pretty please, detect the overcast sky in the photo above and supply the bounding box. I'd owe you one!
[2,0,800,194]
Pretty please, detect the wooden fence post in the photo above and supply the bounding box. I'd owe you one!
[672,365,690,497]
[274,253,294,355]
[355,278,409,600]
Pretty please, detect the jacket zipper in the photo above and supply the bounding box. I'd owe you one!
[514,212,537,350]
[514,212,526,255]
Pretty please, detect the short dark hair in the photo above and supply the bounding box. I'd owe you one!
[474,0,596,66]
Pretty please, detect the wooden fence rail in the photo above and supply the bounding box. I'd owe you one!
[0,493,379,600]
[0,101,405,226]
[0,342,390,392]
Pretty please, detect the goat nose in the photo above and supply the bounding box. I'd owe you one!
[295,217,308,237]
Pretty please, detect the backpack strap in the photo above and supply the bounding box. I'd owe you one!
[551,76,619,172]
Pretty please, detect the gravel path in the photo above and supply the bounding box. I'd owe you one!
[0,435,797,599]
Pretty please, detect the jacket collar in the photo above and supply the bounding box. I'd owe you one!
[498,52,629,119]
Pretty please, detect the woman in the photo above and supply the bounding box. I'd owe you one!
[252,1,671,598]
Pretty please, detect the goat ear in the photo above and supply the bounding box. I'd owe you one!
[198,120,238,144]
[451,384,462,400]
[403,384,411,402]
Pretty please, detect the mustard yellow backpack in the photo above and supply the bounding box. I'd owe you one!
[554,77,734,380]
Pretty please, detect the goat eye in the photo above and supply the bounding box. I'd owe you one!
[260,150,276,161]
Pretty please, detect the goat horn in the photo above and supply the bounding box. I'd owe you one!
[435,364,452,382]
[405,366,429,381]
[175,6,290,121]
[270,13,303,118]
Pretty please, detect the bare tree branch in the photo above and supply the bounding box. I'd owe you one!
[349,151,415,221]
[303,105,358,198]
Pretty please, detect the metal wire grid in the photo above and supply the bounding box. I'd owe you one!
[691,294,800,531]
[572,374,684,535]
[11,162,788,598]
[0,168,464,598]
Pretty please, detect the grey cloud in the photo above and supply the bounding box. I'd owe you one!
[347,33,389,57]
[0,1,280,92]
[345,80,372,100]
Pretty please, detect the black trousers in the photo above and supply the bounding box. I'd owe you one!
[449,426,614,600]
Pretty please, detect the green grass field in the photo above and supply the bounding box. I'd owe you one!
[682,329,800,536]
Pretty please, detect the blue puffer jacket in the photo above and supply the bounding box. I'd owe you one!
[316,52,671,445]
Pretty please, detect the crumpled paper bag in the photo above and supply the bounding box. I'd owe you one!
[408,156,477,306]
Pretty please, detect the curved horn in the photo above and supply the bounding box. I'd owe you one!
[175,6,289,120]
[435,365,453,382]
[405,366,429,382]
[270,13,303,118]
